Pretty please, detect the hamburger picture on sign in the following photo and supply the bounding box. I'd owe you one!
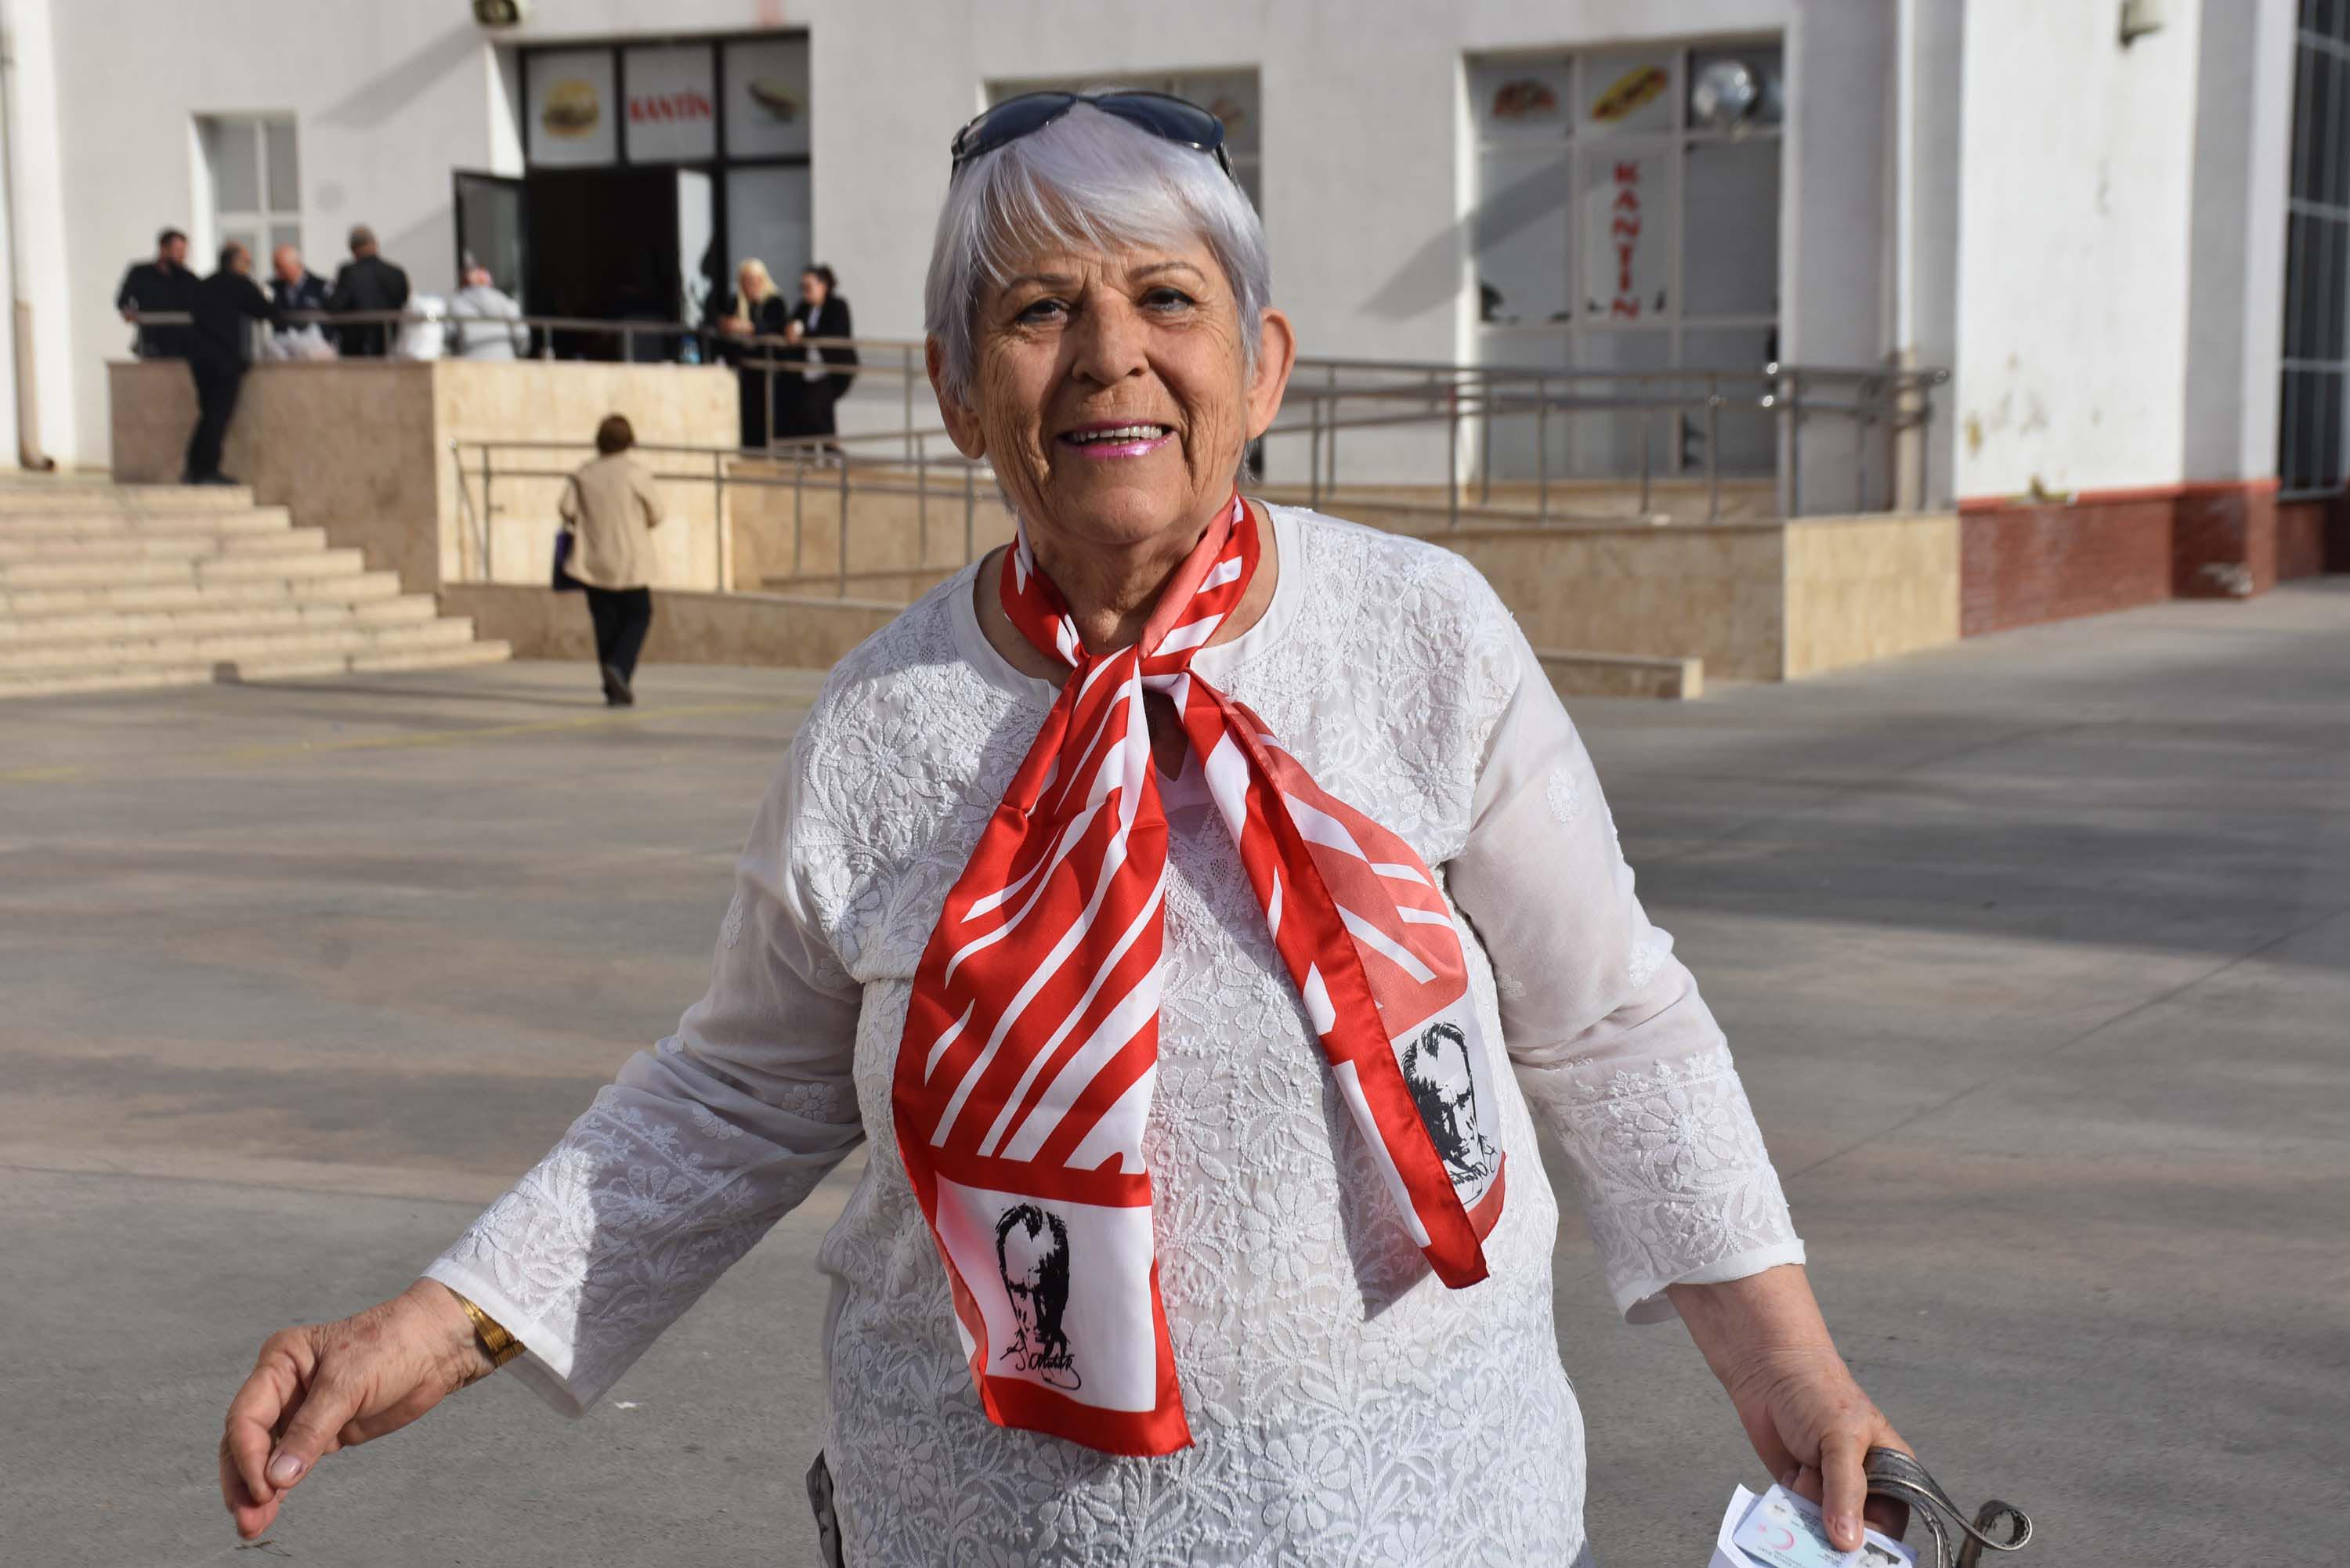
[540,78,601,138]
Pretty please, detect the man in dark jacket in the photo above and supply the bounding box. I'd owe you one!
[115,227,197,359]
[184,243,280,485]
[327,225,410,358]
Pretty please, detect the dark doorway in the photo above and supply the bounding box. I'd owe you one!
[519,165,715,360]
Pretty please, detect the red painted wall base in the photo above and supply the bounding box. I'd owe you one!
[1958,479,2341,638]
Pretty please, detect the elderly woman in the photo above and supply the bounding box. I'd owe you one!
[219,94,1910,1565]
[714,257,790,449]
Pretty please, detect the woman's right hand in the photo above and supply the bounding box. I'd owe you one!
[218,1277,491,1540]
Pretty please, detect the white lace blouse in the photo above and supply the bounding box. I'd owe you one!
[425,506,1804,1566]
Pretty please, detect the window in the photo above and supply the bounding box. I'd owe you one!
[519,34,812,299]
[2280,5,2350,496]
[200,116,301,266]
[985,72,1264,213]
[1467,40,1783,479]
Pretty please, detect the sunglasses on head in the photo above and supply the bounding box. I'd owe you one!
[949,90,1235,180]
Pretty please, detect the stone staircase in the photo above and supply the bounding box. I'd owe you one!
[0,481,508,699]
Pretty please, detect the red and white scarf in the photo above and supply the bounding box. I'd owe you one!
[892,495,1506,1456]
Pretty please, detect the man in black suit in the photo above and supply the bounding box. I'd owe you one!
[184,243,280,485]
[326,225,410,358]
[115,227,197,359]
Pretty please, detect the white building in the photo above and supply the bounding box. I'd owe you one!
[0,0,2340,604]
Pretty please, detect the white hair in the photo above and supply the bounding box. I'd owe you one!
[924,102,1271,406]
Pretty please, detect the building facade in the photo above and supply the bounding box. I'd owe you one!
[0,0,2341,589]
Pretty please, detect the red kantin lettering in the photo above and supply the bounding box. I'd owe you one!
[627,90,714,124]
[1610,161,1643,318]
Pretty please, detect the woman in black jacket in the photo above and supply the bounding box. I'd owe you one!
[710,259,789,450]
[775,264,859,443]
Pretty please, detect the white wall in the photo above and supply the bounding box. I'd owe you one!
[1953,0,2206,499]
[46,2,509,468]
[30,0,1906,482]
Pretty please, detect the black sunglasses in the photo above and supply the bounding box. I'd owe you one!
[949,90,1235,180]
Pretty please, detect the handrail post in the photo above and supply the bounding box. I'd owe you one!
[764,353,778,457]
[712,448,728,591]
[1308,392,1323,511]
[1853,375,1871,513]
[1705,376,1722,524]
[1477,382,1493,506]
[1911,377,1936,511]
[1786,370,1804,518]
[1638,417,1653,517]
[837,449,851,598]
[792,452,806,578]
[482,446,497,580]
[1325,363,1338,501]
[1446,379,1461,530]
[1535,375,1549,524]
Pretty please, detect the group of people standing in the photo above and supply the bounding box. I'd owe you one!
[711,258,859,451]
[114,224,421,483]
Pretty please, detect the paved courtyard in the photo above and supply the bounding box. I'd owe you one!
[5,581,2347,1566]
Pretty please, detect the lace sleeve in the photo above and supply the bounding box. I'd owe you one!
[1445,622,1802,1323]
[424,738,866,1414]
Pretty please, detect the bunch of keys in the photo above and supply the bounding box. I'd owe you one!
[1708,1449,2033,1568]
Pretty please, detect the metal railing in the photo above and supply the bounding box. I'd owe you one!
[1261,358,1947,525]
[450,428,1001,598]
[139,305,1947,540]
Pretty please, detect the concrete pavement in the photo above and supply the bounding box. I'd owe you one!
[4,584,2346,1565]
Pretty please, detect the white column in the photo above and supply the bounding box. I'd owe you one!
[0,0,73,467]
[1889,0,1965,510]
[2181,0,2297,482]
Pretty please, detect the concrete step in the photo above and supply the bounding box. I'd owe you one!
[0,485,257,512]
[0,616,480,674]
[0,594,439,646]
[0,546,367,591]
[0,637,511,701]
[0,528,326,565]
[239,638,512,682]
[0,507,295,538]
[0,570,405,617]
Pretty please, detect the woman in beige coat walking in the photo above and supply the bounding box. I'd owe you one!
[558,414,663,705]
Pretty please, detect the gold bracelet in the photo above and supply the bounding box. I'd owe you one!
[451,1290,526,1370]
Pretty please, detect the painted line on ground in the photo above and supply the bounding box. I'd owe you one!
[2,697,810,786]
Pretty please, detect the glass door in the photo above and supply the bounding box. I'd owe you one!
[454,171,528,303]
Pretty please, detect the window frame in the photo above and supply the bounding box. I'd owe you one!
[2280,9,2350,498]
[1466,34,1784,479]
[517,31,815,287]
[200,114,302,268]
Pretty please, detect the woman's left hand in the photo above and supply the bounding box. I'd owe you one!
[1669,1265,1911,1552]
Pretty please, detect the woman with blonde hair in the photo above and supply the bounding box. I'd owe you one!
[711,257,787,449]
